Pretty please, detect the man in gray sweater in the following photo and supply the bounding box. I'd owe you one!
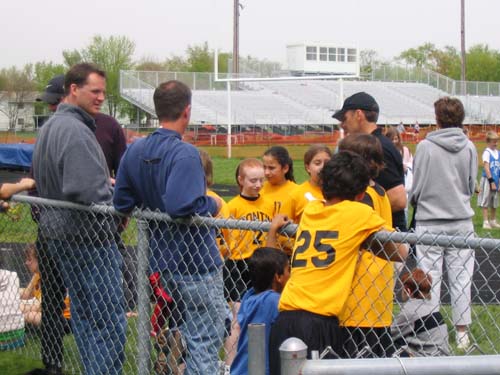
[410,96,477,351]
[32,63,126,375]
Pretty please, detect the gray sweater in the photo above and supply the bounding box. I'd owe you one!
[410,127,477,223]
[32,104,115,241]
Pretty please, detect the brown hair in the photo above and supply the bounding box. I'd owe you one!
[434,97,465,128]
[485,131,499,143]
[385,127,403,154]
[198,149,213,187]
[303,144,332,167]
[25,243,37,261]
[362,110,379,123]
[64,63,106,95]
[235,158,263,189]
[401,268,432,299]
[338,134,384,179]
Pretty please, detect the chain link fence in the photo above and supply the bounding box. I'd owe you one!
[0,195,499,374]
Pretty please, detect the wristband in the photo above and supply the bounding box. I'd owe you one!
[488,177,495,184]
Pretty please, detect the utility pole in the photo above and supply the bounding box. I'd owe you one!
[460,0,466,94]
[233,0,240,75]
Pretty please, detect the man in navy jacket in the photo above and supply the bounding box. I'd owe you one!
[114,80,225,374]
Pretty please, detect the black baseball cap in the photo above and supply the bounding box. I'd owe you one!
[37,74,65,105]
[332,92,379,121]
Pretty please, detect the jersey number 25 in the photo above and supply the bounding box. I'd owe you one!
[291,230,337,268]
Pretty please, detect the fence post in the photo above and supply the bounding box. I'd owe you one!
[136,219,151,375]
[279,337,307,375]
[248,323,266,375]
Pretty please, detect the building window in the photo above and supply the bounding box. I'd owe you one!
[17,118,24,126]
[319,47,328,61]
[328,47,337,61]
[337,48,346,62]
[17,103,24,109]
[348,48,357,62]
[306,46,317,61]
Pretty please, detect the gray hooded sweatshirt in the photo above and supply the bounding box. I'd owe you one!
[410,127,477,223]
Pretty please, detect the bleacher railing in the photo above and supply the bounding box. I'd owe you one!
[369,64,500,97]
[2,194,499,374]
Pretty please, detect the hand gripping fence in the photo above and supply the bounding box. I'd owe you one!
[0,194,499,375]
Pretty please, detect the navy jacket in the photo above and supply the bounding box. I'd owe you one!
[113,128,222,274]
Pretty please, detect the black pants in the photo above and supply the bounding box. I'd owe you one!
[38,232,66,369]
[341,326,395,358]
[269,310,341,375]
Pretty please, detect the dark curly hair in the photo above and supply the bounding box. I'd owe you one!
[434,97,465,128]
[320,151,370,201]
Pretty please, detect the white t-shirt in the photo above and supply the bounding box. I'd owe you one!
[0,269,24,332]
[482,148,499,163]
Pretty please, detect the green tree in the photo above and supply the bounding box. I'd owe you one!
[164,55,189,71]
[466,44,500,82]
[33,61,66,91]
[186,42,212,72]
[83,35,136,117]
[63,35,136,117]
[433,46,461,79]
[360,49,380,76]
[398,43,438,68]
[62,49,83,68]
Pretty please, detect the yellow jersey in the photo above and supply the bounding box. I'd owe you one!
[289,180,324,222]
[225,194,274,260]
[340,183,395,327]
[261,180,297,253]
[279,199,385,317]
[260,180,297,217]
[207,189,230,258]
[34,272,71,320]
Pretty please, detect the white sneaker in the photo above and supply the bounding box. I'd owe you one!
[483,221,492,229]
[490,220,500,229]
[456,331,470,350]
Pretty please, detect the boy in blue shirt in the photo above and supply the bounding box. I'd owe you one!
[231,236,290,375]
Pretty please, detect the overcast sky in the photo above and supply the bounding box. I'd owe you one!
[1,0,499,69]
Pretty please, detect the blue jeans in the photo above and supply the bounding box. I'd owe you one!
[48,239,127,375]
[162,269,225,375]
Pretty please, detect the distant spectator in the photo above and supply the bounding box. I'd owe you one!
[410,97,477,350]
[392,269,450,357]
[397,122,405,134]
[477,131,500,229]
[414,121,420,141]
[386,127,414,204]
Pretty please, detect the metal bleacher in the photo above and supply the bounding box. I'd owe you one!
[120,70,500,126]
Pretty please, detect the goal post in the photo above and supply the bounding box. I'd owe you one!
[212,48,359,158]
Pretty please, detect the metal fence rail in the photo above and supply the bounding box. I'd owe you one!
[0,194,499,374]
